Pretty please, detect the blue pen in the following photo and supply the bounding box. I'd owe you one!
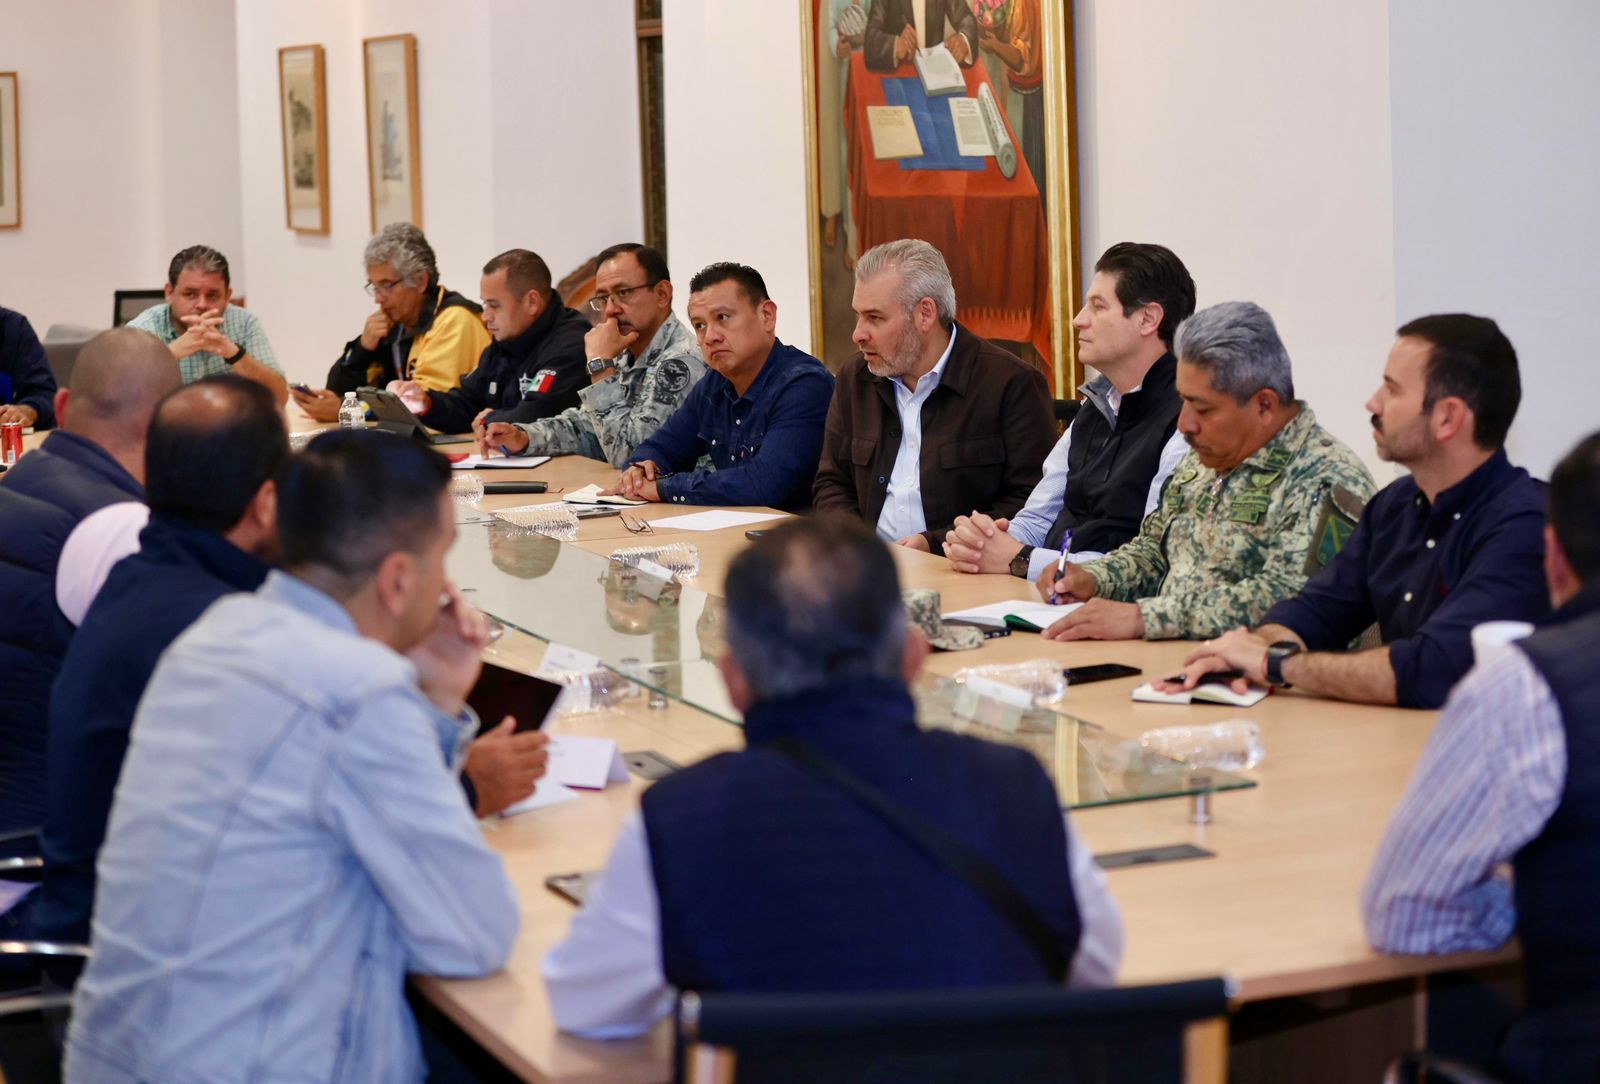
[1051,530,1073,604]
[499,444,514,459]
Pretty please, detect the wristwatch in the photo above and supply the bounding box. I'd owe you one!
[223,344,247,366]
[586,357,615,376]
[1009,545,1035,579]
[1265,641,1302,688]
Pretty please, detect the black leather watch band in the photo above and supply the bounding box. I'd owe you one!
[224,344,247,365]
[1009,545,1035,579]
[1265,641,1302,688]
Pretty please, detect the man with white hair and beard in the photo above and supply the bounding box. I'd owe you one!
[813,238,1055,551]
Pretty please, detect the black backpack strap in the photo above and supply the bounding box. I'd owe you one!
[766,736,1070,982]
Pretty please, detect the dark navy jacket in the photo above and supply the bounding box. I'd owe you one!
[0,306,57,428]
[1263,449,1549,707]
[1505,583,1600,1082]
[0,431,142,837]
[642,679,1081,993]
[419,298,591,435]
[626,340,834,512]
[25,513,269,946]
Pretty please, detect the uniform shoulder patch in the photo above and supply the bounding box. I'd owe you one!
[653,357,692,401]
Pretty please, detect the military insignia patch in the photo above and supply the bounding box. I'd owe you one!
[653,358,691,402]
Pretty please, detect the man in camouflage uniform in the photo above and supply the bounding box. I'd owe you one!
[1037,301,1375,641]
[482,243,706,467]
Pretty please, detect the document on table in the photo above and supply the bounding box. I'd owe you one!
[949,97,996,157]
[450,453,551,470]
[498,780,579,818]
[648,510,788,532]
[562,483,646,506]
[547,735,631,790]
[1130,681,1269,708]
[867,105,924,160]
[942,599,1081,632]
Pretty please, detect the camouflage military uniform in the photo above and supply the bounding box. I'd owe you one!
[1081,404,1376,640]
[513,313,707,468]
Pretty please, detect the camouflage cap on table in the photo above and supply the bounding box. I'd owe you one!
[902,588,984,651]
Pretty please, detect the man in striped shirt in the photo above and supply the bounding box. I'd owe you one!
[1363,430,1600,1084]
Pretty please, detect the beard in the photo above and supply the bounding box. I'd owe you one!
[863,327,923,379]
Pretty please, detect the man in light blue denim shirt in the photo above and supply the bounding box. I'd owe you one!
[66,432,518,1084]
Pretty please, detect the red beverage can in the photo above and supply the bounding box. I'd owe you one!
[0,422,22,466]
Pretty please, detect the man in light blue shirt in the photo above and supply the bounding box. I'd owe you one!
[126,244,289,404]
[66,431,518,1084]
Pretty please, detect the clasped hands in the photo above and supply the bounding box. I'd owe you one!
[171,310,237,362]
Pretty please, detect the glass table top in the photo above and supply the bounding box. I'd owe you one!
[447,521,1256,810]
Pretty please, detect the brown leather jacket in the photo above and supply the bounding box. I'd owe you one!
[813,324,1055,550]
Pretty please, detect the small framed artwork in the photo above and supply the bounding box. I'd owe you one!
[277,45,330,234]
[0,72,20,229]
[363,34,422,232]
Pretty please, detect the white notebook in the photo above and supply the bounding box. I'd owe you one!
[941,600,1081,632]
[1130,681,1268,708]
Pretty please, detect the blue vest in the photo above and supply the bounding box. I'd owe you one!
[1507,584,1600,1080]
[0,430,142,837]
[642,679,1082,993]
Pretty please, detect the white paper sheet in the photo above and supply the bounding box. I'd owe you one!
[547,735,631,790]
[535,643,604,679]
[450,454,552,470]
[941,600,1082,630]
[498,780,580,818]
[648,510,787,532]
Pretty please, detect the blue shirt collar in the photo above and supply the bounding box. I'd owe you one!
[260,570,361,636]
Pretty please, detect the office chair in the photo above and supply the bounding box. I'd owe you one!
[675,976,1234,1084]
[1053,399,1082,428]
[111,289,164,328]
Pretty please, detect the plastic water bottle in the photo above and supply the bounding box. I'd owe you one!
[609,543,701,578]
[492,504,579,542]
[952,659,1067,705]
[1139,721,1264,771]
[338,391,365,430]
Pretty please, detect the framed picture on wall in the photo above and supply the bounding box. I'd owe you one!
[798,1,1083,393]
[0,72,20,229]
[363,34,422,232]
[278,45,330,234]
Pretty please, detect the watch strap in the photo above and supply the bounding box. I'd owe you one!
[1009,545,1035,579]
[1266,641,1302,688]
[224,344,247,365]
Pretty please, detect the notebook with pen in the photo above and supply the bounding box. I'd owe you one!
[940,600,1082,633]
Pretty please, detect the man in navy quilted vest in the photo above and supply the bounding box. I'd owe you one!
[543,515,1122,1038]
[1364,430,1600,1083]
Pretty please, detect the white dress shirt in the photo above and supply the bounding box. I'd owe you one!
[55,500,149,625]
[875,329,956,542]
[1002,380,1188,582]
[543,810,1125,1039]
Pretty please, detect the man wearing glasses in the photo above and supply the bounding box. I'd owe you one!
[481,243,706,467]
[293,223,491,422]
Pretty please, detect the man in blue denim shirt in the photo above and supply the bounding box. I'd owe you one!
[610,262,834,512]
[66,432,518,1084]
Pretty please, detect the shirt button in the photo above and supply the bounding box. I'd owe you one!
[1453,513,1461,521]
[1426,539,1436,549]
[878,476,886,485]
[1404,592,1414,602]
[735,419,741,425]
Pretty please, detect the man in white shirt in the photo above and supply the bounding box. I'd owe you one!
[943,242,1195,582]
[544,516,1121,1037]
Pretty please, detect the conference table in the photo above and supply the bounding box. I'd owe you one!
[412,450,1519,1084]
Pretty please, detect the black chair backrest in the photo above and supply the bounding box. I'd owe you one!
[676,977,1232,1084]
[1053,398,1082,426]
[112,289,165,328]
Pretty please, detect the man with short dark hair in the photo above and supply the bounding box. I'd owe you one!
[1364,430,1600,1082]
[814,238,1056,551]
[608,262,834,511]
[66,432,519,1083]
[483,243,707,467]
[0,328,180,841]
[385,248,591,435]
[544,517,1121,1037]
[0,304,58,429]
[1038,301,1374,641]
[125,244,288,403]
[294,224,491,422]
[943,242,1195,580]
[1171,314,1548,707]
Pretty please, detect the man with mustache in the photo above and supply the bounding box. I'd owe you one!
[1036,301,1374,642]
[1167,314,1548,707]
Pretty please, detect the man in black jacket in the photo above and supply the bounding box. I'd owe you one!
[0,305,58,429]
[387,249,590,436]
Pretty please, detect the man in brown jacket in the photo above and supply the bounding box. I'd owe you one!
[813,239,1055,551]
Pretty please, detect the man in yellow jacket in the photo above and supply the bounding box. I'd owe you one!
[292,223,491,422]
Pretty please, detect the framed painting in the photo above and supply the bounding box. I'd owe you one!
[278,45,330,234]
[0,73,19,230]
[363,33,422,232]
[800,1,1082,394]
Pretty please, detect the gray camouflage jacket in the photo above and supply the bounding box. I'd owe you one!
[1082,404,1376,639]
[513,313,707,467]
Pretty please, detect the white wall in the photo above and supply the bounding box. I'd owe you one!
[1075,0,1398,478]
[234,0,641,386]
[663,1,813,353]
[0,0,239,336]
[1390,0,1600,479]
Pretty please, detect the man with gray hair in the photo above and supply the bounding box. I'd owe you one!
[293,223,491,422]
[126,244,288,403]
[1037,301,1374,641]
[813,238,1055,550]
[543,517,1121,1037]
